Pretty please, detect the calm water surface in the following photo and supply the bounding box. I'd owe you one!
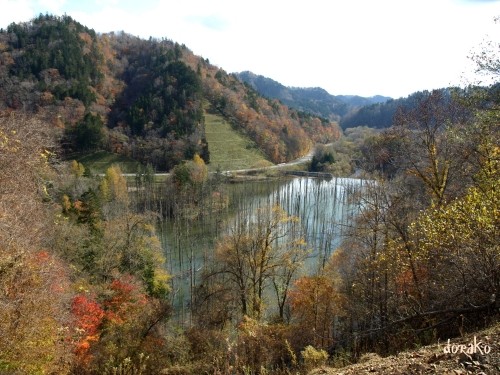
[160,176,365,321]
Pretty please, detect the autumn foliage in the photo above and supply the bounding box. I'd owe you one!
[201,66,340,163]
[72,294,105,364]
[0,15,340,172]
[0,12,498,375]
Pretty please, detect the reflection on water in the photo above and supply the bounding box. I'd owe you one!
[159,176,364,322]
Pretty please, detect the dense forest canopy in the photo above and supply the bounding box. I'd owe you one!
[0,14,341,171]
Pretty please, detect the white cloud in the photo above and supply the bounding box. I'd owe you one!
[0,0,36,26]
[0,0,498,97]
[37,0,66,14]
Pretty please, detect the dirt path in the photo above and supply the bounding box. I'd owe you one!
[309,323,500,375]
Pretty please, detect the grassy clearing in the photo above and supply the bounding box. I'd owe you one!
[75,151,142,174]
[204,112,272,172]
[72,110,272,175]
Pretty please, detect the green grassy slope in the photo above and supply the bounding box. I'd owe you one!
[74,112,273,174]
[204,112,272,172]
[76,151,142,174]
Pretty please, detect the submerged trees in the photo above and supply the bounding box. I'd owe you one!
[196,205,309,324]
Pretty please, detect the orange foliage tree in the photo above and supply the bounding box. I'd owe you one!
[289,274,345,350]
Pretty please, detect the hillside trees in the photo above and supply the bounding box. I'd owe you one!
[4,109,185,373]
[0,15,110,159]
[7,15,102,83]
[331,179,405,352]
[1,16,340,172]
[236,71,391,122]
[401,71,499,320]
[202,67,340,163]
[123,60,202,137]
[106,36,208,170]
[53,163,172,372]
[322,83,499,356]
[393,89,472,205]
[2,14,102,112]
[308,32,499,355]
[72,112,105,151]
[0,20,210,171]
[339,98,401,129]
[289,272,346,350]
[359,128,402,178]
[56,164,169,293]
[409,150,499,315]
[0,113,73,373]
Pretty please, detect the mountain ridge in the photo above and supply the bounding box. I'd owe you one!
[235,70,391,121]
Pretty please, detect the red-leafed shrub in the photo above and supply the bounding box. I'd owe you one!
[71,294,105,364]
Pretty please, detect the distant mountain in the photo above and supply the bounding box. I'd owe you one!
[339,98,404,129]
[235,71,391,122]
[234,72,476,131]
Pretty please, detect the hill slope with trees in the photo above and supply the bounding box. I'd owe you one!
[338,88,465,129]
[0,15,341,171]
[0,12,498,375]
[235,71,479,131]
[235,70,391,122]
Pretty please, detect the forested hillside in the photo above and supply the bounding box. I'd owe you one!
[236,71,487,132]
[1,84,497,375]
[338,88,469,129]
[0,12,498,375]
[236,70,391,122]
[0,15,340,171]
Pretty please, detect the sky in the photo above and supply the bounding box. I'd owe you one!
[0,0,499,98]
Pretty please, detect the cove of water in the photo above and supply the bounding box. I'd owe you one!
[159,176,364,322]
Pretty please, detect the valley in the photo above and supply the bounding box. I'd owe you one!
[0,12,497,375]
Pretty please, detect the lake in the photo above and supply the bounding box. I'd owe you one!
[159,176,365,322]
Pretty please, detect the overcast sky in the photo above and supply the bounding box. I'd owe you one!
[1,0,499,98]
